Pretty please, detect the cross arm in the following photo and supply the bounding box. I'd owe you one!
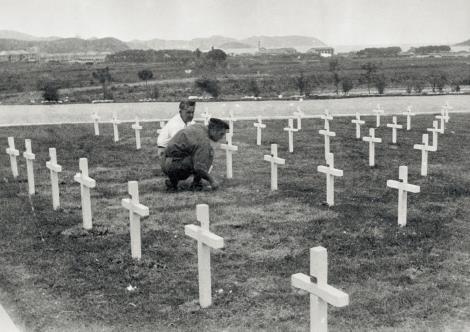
[291,273,349,307]
[122,198,149,217]
[132,124,142,130]
[6,148,20,156]
[387,180,420,193]
[74,173,96,188]
[220,144,239,151]
[46,161,62,172]
[319,129,336,137]
[185,225,224,249]
[264,155,285,165]
[317,166,343,177]
[363,137,382,143]
[23,152,35,160]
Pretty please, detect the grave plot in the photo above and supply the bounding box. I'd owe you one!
[0,113,469,331]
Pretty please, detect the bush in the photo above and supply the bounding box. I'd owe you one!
[42,82,60,101]
[195,78,220,98]
[341,77,354,95]
[374,74,386,94]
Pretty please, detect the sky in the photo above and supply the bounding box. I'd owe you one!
[1,0,469,46]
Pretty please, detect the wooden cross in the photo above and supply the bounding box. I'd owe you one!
[373,104,384,127]
[435,113,445,134]
[426,120,439,150]
[293,107,305,130]
[386,116,402,144]
[157,121,166,134]
[112,113,121,142]
[351,113,365,139]
[23,139,36,195]
[263,144,285,191]
[253,115,266,146]
[131,117,143,150]
[413,134,436,176]
[121,181,149,260]
[5,137,19,178]
[442,102,452,123]
[362,128,382,167]
[318,123,336,160]
[291,246,349,332]
[184,204,224,308]
[220,133,238,179]
[284,118,299,153]
[228,110,236,135]
[73,158,96,230]
[320,109,333,131]
[403,106,415,131]
[46,148,62,210]
[92,112,100,135]
[202,109,211,126]
[317,153,343,206]
[386,166,420,227]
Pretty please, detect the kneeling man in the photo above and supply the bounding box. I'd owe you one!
[162,118,229,191]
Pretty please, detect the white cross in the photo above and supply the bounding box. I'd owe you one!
[317,153,343,206]
[426,120,439,150]
[23,139,36,195]
[386,166,420,227]
[121,181,149,260]
[362,128,382,167]
[351,113,365,139]
[320,110,333,131]
[413,134,436,176]
[253,115,266,146]
[5,137,19,178]
[92,112,100,135]
[284,118,299,153]
[293,107,305,130]
[386,116,402,144]
[442,102,452,123]
[435,113,445,134]
[73,158,96,230]
[157,121,166,135]
[263,144,285,191]
[373,104,384,127]
[112,113,121,142]
[46,148,62,210]
[184,204,224,308]
[131,117,143,150]
[403,106,415,131]
[291,246,349,332]
[202,109,211,126]
[318,123,336,160]
[220,133,238,179]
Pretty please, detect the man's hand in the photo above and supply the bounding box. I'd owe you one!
[210,180,219,191]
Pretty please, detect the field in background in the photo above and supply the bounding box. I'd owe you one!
[0,113,469,331]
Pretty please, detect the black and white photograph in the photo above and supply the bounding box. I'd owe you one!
[0,0,469,331]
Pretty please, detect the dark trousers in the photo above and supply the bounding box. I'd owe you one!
[161,155,201,186]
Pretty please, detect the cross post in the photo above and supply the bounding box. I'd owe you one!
[362,128,382,167]
[284,118,299,153]
[351,113,365,139]
[426,120,439,150]
[386,116,402,144]
[413,134,435,176]
[253,115,266,146]
[131,117,143,150]
[92,113,100,135]
[317,153,343,206]
[318,124,336,161]
[73,158,96,230]
[112,113,121,142]
[373,104,384,127]
[23,139,36,195]
[263,144,285,191]
[220,133,238,179]
[403,106,415,131]
[46,148,62,210]
[6,137,19,178]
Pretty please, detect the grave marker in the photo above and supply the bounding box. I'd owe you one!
[293,107,305,130]
[184,204,224,308]
[386,116,402,144]
[284,118,299,153]
[291,246,349,332]
[319,123,336,160]
[46,148,62,210]
[362,128,382,167]
[112,113,121,142]
[435,113,445,134]
[121,181,149,260]
[263,144,285,191]
[387,166,420,227]
[23,139,36,195]
[253,116,266,146]
[320,110,333,131]
[373,104,384,127]
[220,133,238,179]
[73,158,96,230]
[413,134,436,176]
[351,113,365,139]
[5,137,19,178]
[92,113,100,135]
[202,109,211,126]
[131,117,143,150]
[317,153,343,206]
[403,106,415,131]
[228,110,236,135]
[426,120,439,150]
[442,102,452,123]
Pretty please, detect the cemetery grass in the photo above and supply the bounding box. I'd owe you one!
[0,114,469,331]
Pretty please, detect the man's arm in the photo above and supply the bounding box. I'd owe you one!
[194,168,218,190]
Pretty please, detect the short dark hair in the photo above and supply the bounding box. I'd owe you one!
[179,100,196,109]
[208,118,229,130]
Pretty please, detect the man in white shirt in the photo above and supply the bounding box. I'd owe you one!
[157,100,196,156]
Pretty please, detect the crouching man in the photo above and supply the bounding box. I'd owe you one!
[161,118,229,191]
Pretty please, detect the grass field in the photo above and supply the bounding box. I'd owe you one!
[0,111,469,331]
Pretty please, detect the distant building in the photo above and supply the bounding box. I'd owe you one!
[41,52,110,63]
[257,47,297,55]
[307,47,334,57]
[0,50,39,63]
